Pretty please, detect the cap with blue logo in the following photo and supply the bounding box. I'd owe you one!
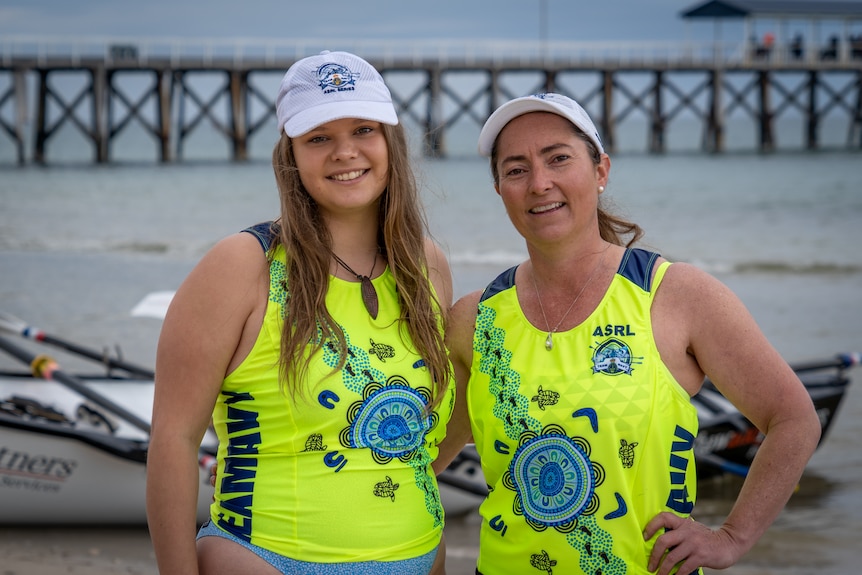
[276,50,398,137]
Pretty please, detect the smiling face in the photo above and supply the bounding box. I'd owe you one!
[493,111,609,248]
[291,117,390,219]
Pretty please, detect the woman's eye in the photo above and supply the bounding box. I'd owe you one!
[308,135,328,144]
[551,154,569,163]
[356,126,374,135]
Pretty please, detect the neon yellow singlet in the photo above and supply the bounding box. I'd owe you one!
[467,249,700,575]
[209,229,454,563]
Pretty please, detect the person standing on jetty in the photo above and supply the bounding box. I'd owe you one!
[146,51,453,575]
[437,93,821,575]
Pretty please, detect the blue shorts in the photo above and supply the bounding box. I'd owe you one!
[196,520,439,575]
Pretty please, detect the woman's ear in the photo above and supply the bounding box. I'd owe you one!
[597,153,611,188]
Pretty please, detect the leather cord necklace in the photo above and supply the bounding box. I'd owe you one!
[331,252,379,320]
[531,248,607,351]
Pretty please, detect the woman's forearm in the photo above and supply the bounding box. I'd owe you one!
[147,434,207,574]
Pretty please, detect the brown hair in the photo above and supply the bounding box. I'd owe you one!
[270,123,450,408]
[489,118,643,248]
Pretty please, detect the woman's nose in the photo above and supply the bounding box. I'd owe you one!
[331,137,358,160]
[528,164,552,194]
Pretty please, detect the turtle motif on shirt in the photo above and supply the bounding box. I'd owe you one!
[373,476,400,501]
[530,386,559,410]
[619,438,639,468]
[368,338,395,362]
[530,549,557,574]
[302,433,327,452]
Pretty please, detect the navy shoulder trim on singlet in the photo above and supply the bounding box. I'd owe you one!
[478,248,661,303]
[241,221,278,253]
[616,248,661,292]
[479,265,518,304]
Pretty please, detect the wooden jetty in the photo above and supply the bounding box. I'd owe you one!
[1,34,861,164]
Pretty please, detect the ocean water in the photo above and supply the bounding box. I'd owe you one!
[1,125,861,572]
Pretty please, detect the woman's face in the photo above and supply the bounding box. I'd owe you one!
[493,112,608,247]
[291,117,389,218]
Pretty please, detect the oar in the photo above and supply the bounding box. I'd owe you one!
[696,453,750,478]
[0,335,152,434]
[0,311,155,379]
[790,352,861,374]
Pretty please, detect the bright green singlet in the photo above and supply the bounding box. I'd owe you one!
[208,225,454,563]
[468,249,701,575]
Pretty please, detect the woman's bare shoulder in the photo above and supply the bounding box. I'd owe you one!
[448,291,482,340]
[423,237,454,310]
[166,232,268,325]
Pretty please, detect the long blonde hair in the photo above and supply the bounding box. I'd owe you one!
[270,123,451,408]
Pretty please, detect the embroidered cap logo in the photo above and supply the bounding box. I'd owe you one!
[317,63,359,94]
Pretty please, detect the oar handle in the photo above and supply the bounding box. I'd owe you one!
[0,335,152,435]
[790,352,861,374]
[27,328,155,379]
[0,311,155,378]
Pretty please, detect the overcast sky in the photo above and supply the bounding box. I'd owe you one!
[0,0,727,43]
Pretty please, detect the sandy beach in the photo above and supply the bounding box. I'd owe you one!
[2,473,860,574]
[3,505,857,575]
[0,516,482,575]
[0,525,159,575]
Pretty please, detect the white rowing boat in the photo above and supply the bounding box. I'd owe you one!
[0,375,217,525]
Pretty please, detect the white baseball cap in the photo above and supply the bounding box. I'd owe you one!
[478,93,604,156]
[276,50,398,137]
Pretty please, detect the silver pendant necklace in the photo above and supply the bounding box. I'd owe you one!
[331,251,379,320]
[531,249,607,351]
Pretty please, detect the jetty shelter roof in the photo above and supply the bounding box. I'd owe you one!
[680,1,862,20]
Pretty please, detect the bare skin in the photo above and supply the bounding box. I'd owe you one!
[436,111,821,575]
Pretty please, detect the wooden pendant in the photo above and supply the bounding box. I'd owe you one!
[360,276,379,320]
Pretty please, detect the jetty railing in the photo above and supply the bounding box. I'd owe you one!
[4,34,861,68]
[0,36,727,66]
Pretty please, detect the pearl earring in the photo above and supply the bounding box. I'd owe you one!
[598,186,605,194]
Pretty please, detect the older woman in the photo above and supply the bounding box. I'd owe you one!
[437,93,820,575]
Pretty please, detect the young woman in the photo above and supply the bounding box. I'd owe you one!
[146,51,453,575]
[437,93,821,575]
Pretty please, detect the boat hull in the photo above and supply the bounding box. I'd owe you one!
[0,377,214,525]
